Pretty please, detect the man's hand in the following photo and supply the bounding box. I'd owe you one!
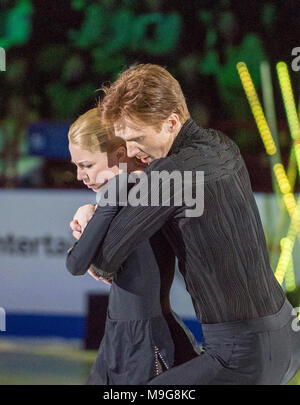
[87,267,112,285]
[70,204,96,239]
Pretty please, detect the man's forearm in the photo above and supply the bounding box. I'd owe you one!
[91,159,181,275]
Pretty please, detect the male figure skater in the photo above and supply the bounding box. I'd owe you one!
[73,64,300,384]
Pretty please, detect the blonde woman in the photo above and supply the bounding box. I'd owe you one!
[66,108,201,385]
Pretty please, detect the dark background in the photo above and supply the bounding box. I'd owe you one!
[0,0,299,191]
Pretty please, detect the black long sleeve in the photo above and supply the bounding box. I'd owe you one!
[91,157,182,278]
[91,119,285,323]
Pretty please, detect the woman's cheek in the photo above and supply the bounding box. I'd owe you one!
[90,167,99,181]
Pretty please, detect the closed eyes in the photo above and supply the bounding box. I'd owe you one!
[71,161,93,169]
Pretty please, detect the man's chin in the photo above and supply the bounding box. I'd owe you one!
[146,157,155,165]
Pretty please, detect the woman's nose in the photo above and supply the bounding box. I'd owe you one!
[77,167,87,182]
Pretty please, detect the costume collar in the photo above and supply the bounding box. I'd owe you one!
[167,118,201,156]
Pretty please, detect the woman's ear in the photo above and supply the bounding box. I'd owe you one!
[107,145,127,168]
[127,157,147,173]
[115,145,127,163]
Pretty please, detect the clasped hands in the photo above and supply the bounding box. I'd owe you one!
[69,204,112,285]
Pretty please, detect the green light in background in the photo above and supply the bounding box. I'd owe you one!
[284,238,297,293]
[204,28,217,49]
[276,238,294,286]
[69,3,105,49]
[46,82,95,120]
[130,12,181,55]
[0,0,33,49]
[0,46,5,71]
[219,11,235,35]
[69,4,180,55]
[71,0,86,10]
[261,3,276,30]
[277,62,300,176]
[198,10,213,27]
[237,62,277,156]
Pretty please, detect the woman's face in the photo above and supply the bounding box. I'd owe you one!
[69,142,120,192]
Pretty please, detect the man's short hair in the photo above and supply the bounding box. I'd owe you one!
[98,63,190,130]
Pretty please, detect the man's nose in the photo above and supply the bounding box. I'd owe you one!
[126,143,140,158]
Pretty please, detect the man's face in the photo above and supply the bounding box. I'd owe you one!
[114,118,176,164]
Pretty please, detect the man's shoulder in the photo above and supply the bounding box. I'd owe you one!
[143,127,243,177]
[183,126,240,157]
[171,127,243,178]
[144,156,178,173]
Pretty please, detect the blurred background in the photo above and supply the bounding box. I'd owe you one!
[0,0,300,384]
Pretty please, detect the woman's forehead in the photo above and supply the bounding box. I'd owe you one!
[69,142,103,161]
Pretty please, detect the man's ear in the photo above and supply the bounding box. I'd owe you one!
[166,113,181,132]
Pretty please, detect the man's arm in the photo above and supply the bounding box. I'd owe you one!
[91,157,182,277]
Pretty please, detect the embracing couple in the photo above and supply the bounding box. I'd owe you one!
[66,64,300,385]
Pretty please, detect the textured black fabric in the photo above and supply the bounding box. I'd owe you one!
[87,240,174,385]
[66,174,201,385]
[92,119,286,323]
[86,237,201,385]
[147,298,300,385]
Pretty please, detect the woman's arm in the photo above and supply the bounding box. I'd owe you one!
[66,173,130,276]
[66,203,120,276]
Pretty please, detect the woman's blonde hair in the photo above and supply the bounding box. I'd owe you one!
[68,108,125,152]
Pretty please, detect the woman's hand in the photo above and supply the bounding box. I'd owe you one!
[70,219,82,240]
[87,267,112,285]
[70,204,96,239]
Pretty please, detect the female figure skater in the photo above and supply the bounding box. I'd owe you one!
[66,108,201,385]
